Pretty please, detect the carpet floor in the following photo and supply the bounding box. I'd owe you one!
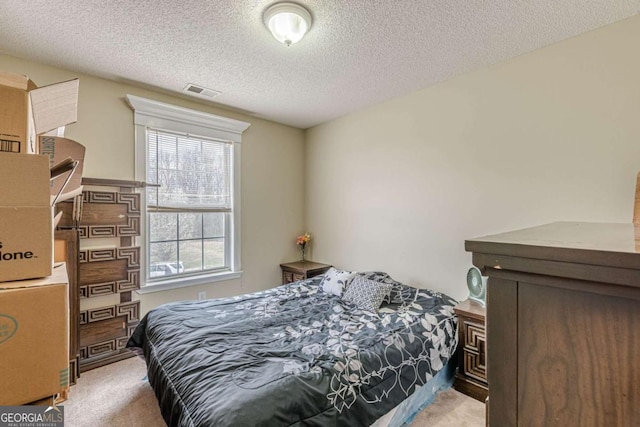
[63,356,485,426]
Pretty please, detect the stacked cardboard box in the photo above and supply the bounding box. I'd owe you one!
[0,264,70,404]
[0,71,81,404]
[0,71,81,282]
[0,72,78,155]
[0,152,52,281]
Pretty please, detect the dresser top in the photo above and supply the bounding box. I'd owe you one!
[466,222,640,270]
[280,261,332,274]
[454,299,486,320]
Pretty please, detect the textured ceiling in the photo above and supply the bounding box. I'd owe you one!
[0,1,638,129]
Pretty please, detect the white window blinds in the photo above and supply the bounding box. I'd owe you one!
[146,129,232,212]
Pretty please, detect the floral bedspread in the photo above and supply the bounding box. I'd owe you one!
[126,272,458,427]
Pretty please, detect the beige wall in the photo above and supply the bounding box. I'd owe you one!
[0,54,306,315]
[305,16,640,301]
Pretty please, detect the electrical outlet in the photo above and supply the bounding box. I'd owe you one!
[198,291,206,301]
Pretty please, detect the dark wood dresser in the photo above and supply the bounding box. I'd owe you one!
[453,299,487,402]
[466,222,640,427]
[58,178,142,372]
[280,261,331,284]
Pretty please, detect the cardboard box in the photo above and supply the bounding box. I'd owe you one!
[40,136,86,203]
[0,152,52,282]
[0,264,69,405]
[0,71,79,154]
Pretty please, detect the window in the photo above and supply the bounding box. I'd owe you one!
[127,95,250,292]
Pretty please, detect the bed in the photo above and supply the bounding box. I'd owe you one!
[126,271,458,427]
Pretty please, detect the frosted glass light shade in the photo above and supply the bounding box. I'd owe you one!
[264,2,312,46]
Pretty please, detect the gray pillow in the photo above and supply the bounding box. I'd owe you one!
[320,267,355,297]
[342,275,393,312]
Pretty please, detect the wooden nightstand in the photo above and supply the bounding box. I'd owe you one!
[280,261,332,284]
[454,299,488,402]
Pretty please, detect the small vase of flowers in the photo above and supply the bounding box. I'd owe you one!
[296,233,311,262]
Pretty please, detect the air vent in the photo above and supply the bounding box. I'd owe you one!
[183,83,221,99]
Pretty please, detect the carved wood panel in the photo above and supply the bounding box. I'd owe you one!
[464,321,485,351]
[464,347,487,383]
[79,247,140,298]
[78,301,140,371]
[58,191,140,237]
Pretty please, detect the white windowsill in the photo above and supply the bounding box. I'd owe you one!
[136,270,242,294]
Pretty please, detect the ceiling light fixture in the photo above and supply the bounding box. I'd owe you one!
[263,2,312,46]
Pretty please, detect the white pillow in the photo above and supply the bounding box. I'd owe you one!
[342,275,393,312]
[320,267,355,297]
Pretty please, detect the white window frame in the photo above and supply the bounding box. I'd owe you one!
[127,94,250,293]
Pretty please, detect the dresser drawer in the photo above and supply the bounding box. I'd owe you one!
[464,347,486,382]
[463,320,485,352]
[283,271,294,284]
[462,320,486,381]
